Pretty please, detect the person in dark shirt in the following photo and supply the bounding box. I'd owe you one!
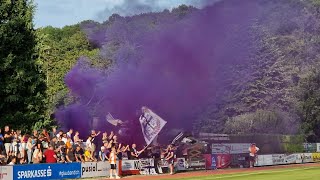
[90,130,100,159]
[36,135,44,153]
[66,147,76,162]
[74,146,84,162]
[165,144,175,175]
[130,143,144,160]
[55,136,66,162]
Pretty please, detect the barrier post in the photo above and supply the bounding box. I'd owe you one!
[118,160,122,176]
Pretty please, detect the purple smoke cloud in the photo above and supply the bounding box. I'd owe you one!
[56,0,260,143]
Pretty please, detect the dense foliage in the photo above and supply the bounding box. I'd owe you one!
[0,0,45,131]
[36,25,99,128]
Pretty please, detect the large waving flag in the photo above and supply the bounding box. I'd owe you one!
[139,107,167,145]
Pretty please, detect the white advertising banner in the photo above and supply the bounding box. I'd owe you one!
[121,160,140,171]
[0,166,13,180]
[255,153,314,167]
[81,162,110,178]
[303,153,313,163]
[174,158,186,171]
[316,143,320,152]
[255,155,273,166]
[212,143,251,154]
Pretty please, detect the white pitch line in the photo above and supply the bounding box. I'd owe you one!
[196,167,319,180]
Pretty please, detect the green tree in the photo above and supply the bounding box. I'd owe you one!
[299,69,320,142]
[36,24,100,123]
[0,0,46,131]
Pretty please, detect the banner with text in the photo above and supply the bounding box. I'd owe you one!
[81,162,110,178]
[212,143,251,154]
[13,163,81,180]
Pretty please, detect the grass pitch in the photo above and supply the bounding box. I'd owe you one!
[164,167,320,180]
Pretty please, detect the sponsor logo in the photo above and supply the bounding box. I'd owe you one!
[59,170,80,177]
[17,166,52,179]
[82,162,109,176]
[0,173,8,179]
[82,163,98,175]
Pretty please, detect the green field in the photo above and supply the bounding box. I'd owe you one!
[164,167,320,180]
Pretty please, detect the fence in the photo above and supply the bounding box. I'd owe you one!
[1,152,320,180]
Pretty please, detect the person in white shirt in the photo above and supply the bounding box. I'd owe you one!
[86,136,93,149]
[67,129,73,144]
[249,143,259,168]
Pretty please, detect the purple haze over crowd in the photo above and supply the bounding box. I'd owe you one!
[56,0,260,143]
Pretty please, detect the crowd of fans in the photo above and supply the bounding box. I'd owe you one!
[0,125,176,168]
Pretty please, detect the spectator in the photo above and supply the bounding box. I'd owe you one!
[165,144,175,175]
[102,132,108,143]
[42,128,51,142]
[66,147,76,163]
[56,130,63,139]
[74,146,84,162]
[0,129,4,153]
[73,131,82,145]
[50,137,57,148]
[50,127,57,139]
[20,133,28,160]
[55,137,66,163]
[66,137,72,149]
[130,144,144,160]
[90,130,100,158]
[86,136,93,149]
[12,131,19,156]
[32,146,42,164]
[249,143,259,168]
[109,146,120,179]
[66,129,73,139]
[84,147,96,162]
[44,145,57,163]
[26,138,34,164]
[33,130,38,138]
[62,133,68,144]
[8,156,16,165]
[4,126,12,156]
[36,135,45,154]
[99,146,108,161]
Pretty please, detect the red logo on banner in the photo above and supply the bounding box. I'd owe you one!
[214,154,231,169]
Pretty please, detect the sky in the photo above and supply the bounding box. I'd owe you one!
[34,0,216,28]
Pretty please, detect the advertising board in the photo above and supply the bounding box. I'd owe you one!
[174,158,186,171]
[312,153,320,162]
[212,154,231,169]
[212,143,251,154]
[81,162,110,178]
[255,155,273,166]
[302,153,313,163]
[0,166,13,180]
[303,143,317,153]
[13,163,81,180]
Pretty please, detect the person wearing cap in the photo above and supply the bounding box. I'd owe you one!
[249,143,259,168]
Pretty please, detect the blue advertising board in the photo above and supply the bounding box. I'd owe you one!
[13,163,81,180]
